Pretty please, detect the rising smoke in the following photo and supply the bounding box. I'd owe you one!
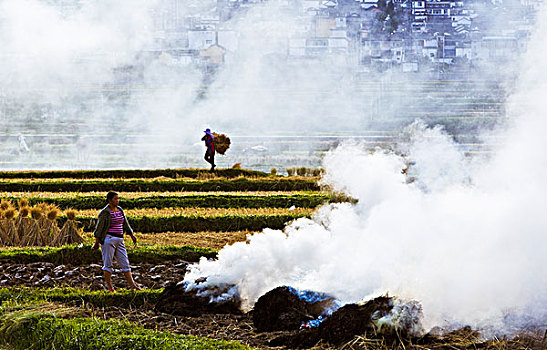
[0,0,511,170]
[183,3,547,334]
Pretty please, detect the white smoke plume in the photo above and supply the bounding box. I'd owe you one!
[0,0,156,94]
[184,3,547,334]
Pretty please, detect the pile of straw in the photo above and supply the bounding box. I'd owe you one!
[20,207,46,246]
[0,200,16,246]
[53,209,84,246]
[16,206,31,243]
[0,198,86,247]
[0,199,86,247]
[0,200,10,211]
[0,210,12,246]
[213,133,231,155]
[2,208,18,246]
[41,206,61,246]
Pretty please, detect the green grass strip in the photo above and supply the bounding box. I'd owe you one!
[0,306,253,350]
[0,168,269,179]
[0,287,163,308]
[64,213,309,233]
[0,178,319,192]
[0,244,216,265]
[9,194,329,210]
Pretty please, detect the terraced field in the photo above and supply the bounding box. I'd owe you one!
[1,80,507,171]
[0,168,327,349]
[1,168,539,350]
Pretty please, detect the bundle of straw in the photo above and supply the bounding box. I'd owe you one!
[16,206,31,242]
[213,133,231,155]
[36,203,51,231]
[2,208,18,246]
[18,198,29,209]
[54,209,84,246]
[41,207,61,246]
[20,207,46,246]
[0,209,11,246]
[0,199,11,211]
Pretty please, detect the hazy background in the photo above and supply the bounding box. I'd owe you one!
[0,0,522,171]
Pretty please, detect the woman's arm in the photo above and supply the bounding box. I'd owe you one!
[93,210,109,248]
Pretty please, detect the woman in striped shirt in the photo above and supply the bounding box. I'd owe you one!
[93,191,141,292]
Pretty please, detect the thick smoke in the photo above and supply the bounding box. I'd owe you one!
[0,0,156,95]
[0,0,211,168]
[183,4,547,333]
[0,0,510,170]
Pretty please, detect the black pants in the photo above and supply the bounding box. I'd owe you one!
[204,149,215,168]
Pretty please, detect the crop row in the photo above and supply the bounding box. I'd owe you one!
[0,244,216,265]
[2,193,329,209]
[65,212,310,233]
[0,303,251,350]
[76,207,313,217]
[0,177,320,192]
[0,168,269,179]
[0,190,319,198]
[75,231,249,250]
[0,287,162,308]
[120,231,250,250]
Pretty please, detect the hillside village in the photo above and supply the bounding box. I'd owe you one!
[40,0,542,77]
[135,0,541,74]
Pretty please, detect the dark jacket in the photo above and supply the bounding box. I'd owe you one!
[93,205,134,245]
[201,134,215,152]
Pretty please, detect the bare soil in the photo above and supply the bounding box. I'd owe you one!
[2,261,546,350]
[0,260,188,290]
[84,304,547,350]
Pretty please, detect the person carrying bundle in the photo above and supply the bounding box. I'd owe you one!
[93,191,141,292]
[202,128,216,171]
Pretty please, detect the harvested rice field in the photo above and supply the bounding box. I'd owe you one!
[75,206,314,217]
[0,168,330,349]
[0,168,541,350]
[0,176,320,192]
[0,190,324,198]
[81,231,253,250]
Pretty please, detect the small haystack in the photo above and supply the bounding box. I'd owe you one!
[16,206,31,242]
[0,199,11,210]
[2,208,18,246]
[41,207,61,246]
[36,203,51,231]
[54,209,84,246]
[20,207,46,246]
[212,133,231,155]
[17,198,29,209]
[0,210,12,246]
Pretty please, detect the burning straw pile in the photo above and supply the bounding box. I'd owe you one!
[0,199,84,247]
[213,133,231,155]
[156,283,540,349]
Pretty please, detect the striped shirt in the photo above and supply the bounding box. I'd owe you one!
[108,210,124,237]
